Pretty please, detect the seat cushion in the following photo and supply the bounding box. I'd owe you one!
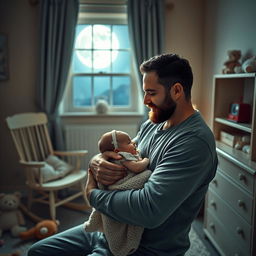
[35,155,73,183]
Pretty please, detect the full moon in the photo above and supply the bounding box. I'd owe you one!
[76,25,119,69]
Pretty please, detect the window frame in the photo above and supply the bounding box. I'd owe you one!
[61,10,141,115]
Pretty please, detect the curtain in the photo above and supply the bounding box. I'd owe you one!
[127,0,165,89]
[37,0,79,149]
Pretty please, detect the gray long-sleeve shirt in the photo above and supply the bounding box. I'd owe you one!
[90,111,218,255]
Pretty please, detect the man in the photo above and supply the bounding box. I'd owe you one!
[28,54,218,256]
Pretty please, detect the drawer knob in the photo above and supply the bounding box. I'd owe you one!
[210,200,216,208]
[238,200,245,208]
[238,173,246,181]
[236,227,244,236]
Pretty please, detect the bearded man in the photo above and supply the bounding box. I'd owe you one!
[28,54,218,256]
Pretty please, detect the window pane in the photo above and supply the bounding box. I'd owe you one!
[75,25,92,49]
[93,25,111,49]
[94,76,110,104]
[112,51,130,73]
[93,50,111,73]
[112,76,130,106]
[68,21,135,113]
[73,50,92,73]
[112,25,130,49]
[73,76,92,107]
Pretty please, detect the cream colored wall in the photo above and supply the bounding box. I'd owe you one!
[164,0,204,110]
[0,0,206,191]
[4,0,254,191]
[0,0,39,191]
[202,0,256,125]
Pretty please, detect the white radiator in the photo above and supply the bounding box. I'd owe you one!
[65,124,138,169]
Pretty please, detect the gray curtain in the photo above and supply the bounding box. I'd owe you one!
[37,0,79,149]
[127,0,165,89]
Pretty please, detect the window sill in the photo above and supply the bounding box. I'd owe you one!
[60,111,144,118]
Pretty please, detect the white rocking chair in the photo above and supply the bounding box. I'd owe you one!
[6,112,90,220]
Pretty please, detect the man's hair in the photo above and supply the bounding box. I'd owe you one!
[140,54,193,100]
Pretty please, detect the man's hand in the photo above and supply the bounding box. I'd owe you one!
[85,168,97,202]
[90,152,126,185]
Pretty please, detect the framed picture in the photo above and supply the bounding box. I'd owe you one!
[0,33,9,81]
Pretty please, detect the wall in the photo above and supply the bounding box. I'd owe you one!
[0,0,39,191]
[202,0,256,125]
[5,0,255,191]
[165,0,204,110]
[0,0,206,191]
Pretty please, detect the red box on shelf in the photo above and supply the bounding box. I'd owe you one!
[227,103,251,123]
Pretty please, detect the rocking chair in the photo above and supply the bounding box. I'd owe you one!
[6,112,90,220]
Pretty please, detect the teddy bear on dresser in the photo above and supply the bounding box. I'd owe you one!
[0,192,27,237]
[222,50,242,74]
[242,56,256,73]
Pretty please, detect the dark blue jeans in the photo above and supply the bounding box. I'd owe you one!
[27,224,113,256]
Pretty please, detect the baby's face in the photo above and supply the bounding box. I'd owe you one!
[117,132,137,154]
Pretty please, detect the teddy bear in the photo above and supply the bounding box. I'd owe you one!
[0,192,27,237]
[242,56,256,73]
[19,219,59,240]
[222,50,242,74]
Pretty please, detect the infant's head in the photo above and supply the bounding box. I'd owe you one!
[98,130,137,155]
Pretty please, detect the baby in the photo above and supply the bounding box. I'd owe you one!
[84,130,152,256]
[98,129,150,177]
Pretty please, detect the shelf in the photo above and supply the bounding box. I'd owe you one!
[206,73,256,256]
[216,141,256,175]
[214,73,256,79]
[215,117,252,133]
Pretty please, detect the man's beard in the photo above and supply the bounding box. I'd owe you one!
[147,96,177,124]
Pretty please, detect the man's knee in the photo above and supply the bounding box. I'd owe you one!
[27,243,42,256]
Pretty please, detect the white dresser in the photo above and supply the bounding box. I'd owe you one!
[204,74,256,256]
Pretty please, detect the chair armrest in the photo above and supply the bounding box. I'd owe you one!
[54,150,88,157]
[54,150,88,170]
[19,160,45,168]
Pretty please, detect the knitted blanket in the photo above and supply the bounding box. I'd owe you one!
[84,169,152,256]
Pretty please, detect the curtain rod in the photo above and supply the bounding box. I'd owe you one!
[29,0,173,10]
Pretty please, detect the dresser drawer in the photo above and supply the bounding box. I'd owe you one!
[210,170,253,223]
[207,189,251,250]
[205,210,250,256]
[218,154,254,194]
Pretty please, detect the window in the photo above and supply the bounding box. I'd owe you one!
[62,5,141,114]
[73,24,131,107]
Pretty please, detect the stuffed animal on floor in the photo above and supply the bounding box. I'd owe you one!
[19,219,59,240]
[0,192,27,237]
[0,252,20,256]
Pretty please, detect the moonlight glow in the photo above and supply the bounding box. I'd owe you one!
[76,25,119,69]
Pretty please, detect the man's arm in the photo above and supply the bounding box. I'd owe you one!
[87,138,216,229]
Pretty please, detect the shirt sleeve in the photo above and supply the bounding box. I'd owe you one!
[89,136,215,229]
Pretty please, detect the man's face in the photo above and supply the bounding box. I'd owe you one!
[143,71,177,123]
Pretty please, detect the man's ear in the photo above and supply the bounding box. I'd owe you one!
[170,83,183,100]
